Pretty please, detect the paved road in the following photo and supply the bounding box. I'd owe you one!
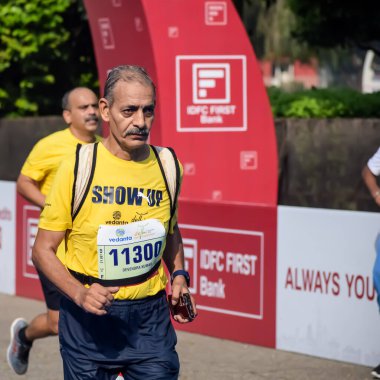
[0,293,373,379]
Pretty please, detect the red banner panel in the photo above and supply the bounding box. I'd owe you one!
[83,0,278,206]
[177,200,277,347]
[15,194,44,301]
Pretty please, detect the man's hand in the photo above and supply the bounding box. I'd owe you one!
[170,277,197,323]
[76,283,119,315]
[374,192,380,207]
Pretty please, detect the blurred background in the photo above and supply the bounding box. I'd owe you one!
[1,1,380,372]
[1,0,379,117]
[1,0,380,210]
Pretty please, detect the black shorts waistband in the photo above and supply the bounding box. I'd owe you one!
[68,260,161,287]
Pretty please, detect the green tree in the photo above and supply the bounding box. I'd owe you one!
[287,0,380,54]
[240,0,312,61]
[239,0,372,89]
[0,0,97,117]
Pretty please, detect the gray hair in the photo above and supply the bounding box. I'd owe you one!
[103,65,156,106]
[61,89,72,110]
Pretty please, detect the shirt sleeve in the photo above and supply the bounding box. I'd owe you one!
[368,147,380,176]
[21,139,51,182]
[39,156,74,231]
[168,161,183,234]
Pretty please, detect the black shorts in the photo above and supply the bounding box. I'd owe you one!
[37,268,62,311]
[59,290,179,380]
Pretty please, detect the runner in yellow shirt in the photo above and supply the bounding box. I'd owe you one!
[32,65,196,380]
[7,87,101,375]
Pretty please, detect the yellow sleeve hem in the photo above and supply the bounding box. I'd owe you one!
[38,222,71,231]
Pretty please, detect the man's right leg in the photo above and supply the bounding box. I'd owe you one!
[61,348,126,380]
[24,308,59,339]
[26,268,61,337]
[7,269,61,375]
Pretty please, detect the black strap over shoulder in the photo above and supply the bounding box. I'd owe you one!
[150,145,180,227]
[71,142,98,220]
[166,147,180,219]
[70,143,82,216]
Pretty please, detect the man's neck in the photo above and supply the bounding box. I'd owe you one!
[69,127,96,143]
[102,137,149,162]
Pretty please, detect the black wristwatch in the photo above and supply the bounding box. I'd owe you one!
[171,270,190,287]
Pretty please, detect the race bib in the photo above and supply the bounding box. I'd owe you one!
[97,219,165,280]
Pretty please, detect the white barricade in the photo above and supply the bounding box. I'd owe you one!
[0,180,16,294]
[277,205,380,366]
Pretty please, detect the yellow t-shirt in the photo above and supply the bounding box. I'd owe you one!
[21,128,102,196]
[22,128,101,261]
[39,143,183,300]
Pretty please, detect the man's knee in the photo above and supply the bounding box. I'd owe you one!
[47,310,59,335]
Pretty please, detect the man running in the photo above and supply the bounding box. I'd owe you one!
[32,65,196,379]
[7,87,100,375]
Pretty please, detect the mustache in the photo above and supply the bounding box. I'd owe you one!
[124,128,149,137]
[85,115,99,122]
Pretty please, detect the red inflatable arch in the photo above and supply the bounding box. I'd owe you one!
[15,0,278,349]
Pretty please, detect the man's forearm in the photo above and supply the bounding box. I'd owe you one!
[163,225,185,274]
[362,165,380,198]
[17,174,45,208]
[32,229,84,305]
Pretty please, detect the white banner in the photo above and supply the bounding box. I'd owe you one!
[277,206,380,366]
[0,180,16,294]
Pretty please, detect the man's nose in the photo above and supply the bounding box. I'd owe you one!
[133,109,145,128]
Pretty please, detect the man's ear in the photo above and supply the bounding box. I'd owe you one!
[62,109,71,125]
[99,98,110,122]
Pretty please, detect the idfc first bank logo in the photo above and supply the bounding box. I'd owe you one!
[176,55,247,132]
[181,224,264,319]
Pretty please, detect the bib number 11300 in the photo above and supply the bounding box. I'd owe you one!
[97,220,166,280]
[107,241,163,267]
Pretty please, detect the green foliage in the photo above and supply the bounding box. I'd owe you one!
[0,0,98,117]
[241,1,377,90]
[286,0,380,54]
[243,0,311,61]
[267,87,380,118]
